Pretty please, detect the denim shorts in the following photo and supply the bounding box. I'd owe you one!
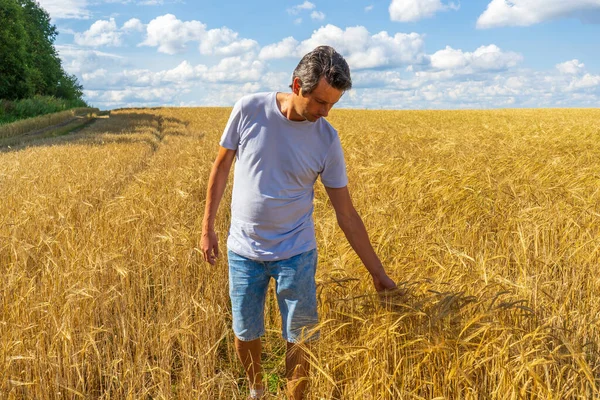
[228,249,319,343]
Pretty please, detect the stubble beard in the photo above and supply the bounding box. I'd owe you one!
[301,109,319,122]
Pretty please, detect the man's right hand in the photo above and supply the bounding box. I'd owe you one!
[201,230,219,265]
[200,147,236,266]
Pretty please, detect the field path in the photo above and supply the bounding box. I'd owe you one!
[20,112,103,138]
[0,110,110,150]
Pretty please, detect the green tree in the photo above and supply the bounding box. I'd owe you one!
[0,0,33,99]
[56,73,84,101]
[0,0,86,102]
[17,0,62,96]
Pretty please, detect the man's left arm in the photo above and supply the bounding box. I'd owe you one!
[325,185,397,292]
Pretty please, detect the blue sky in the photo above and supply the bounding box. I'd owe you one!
[40,0,600,109]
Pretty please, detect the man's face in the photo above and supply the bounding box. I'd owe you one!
[294,77,344,122]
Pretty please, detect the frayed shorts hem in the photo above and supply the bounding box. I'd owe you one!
[282,332,320,344]
[234,331,265,342]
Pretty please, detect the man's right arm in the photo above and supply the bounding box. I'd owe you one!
[201,146,236,265]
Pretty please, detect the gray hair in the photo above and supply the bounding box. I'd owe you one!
[290,46,352,94]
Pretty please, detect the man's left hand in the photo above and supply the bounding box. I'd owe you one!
[372,272,397,292]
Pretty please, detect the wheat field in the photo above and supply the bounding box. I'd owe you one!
[1,107,600,399]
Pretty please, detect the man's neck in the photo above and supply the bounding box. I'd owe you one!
[276,92,305,122]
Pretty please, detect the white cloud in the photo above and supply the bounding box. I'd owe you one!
[75,17,147,47]
[79,53,280,108]
[556,59,586,75]
[56,45,126,75]
[336,47,551,109]
[351,70,408,89]
[75,18,122,47]
[471,45,523,70]
[199,26,238,54]
[199,27,259,56]
[363,65,600,109]
[122,18,144,32]
[140,14,205,54]
[365,5,374,12]
[36,0,90,19]
[341,73,531,109]
[78,53,600,110]
[287,1,326,24]
[430,45,522,72]
[196,82,265,106]
[203,56,266,83]
[36,0,173,20]
[54,13,600,110]
[216,39,260,56]
[311,11,326,20]
[477,0,600,29]
[160,61,198,82]
[85,86,185,107]
[287,1,316,14]
[82,53,266,91]
[259,37,299,60]
[260,24,427,69]
[430,46,468,69]
[258,25,427,69]
[82,69,109,81]
[296,25,427,69]
[58,27,77,35]
[567,73,600,91]
[389,0,459,22]
[139,14,258,56]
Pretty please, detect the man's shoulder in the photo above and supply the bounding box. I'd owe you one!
[316,117,339,140]
[237,92,273,111]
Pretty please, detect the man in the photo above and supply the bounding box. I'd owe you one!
[201,45,397,400]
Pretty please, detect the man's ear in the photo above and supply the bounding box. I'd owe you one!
[292,77,302,95]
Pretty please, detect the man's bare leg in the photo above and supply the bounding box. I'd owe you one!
[234,337,263,395]
[286,341,310,400]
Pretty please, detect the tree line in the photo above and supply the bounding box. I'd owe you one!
[0,0,84,102]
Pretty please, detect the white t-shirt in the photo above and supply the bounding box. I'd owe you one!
[220,92,348,261]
